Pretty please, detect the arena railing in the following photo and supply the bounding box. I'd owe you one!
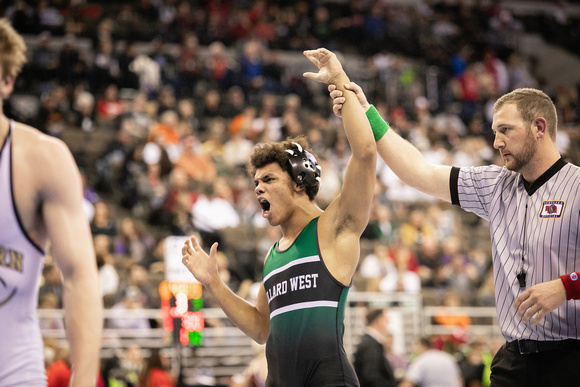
[39,292,502,385]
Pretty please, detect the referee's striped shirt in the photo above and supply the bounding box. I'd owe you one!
[451,158,580,342]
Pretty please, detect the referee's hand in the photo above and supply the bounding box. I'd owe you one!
[514,279,567,326]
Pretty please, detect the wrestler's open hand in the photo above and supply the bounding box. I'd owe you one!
[514,278,567,326]
[182,236,219,288]
[328,82,370,118]
[303,48,344,85]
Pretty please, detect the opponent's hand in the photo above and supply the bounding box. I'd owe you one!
[303,48,344,85]
[513,278,567,326]
[182,236,219,288]
[328,82,370,118]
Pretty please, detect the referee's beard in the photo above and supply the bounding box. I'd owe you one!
[504,127,537,173]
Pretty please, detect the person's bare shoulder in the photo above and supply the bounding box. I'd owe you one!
[13,122,69,154]
[12,122,79,194]
[13,122,75,168]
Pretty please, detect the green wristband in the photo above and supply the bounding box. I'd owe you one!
[365,104,389,141]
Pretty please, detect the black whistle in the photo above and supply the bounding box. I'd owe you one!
[517,271,526,288]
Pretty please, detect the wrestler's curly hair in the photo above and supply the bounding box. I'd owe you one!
[249,136,320,201]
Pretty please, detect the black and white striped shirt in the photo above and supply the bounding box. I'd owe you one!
[451,158,580,341]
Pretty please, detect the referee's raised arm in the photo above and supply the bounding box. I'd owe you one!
[329,82,453,203]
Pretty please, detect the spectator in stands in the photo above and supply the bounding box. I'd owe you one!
[38,263,63,308]
[91,201,117,237]
[457,339,486,387]
[400,336,463,387]
[46,344,71,387]
[201,117,227,166]
[476,265,496,307]
[71,89,96,132]
[38,293,65,330]
[177,32,200,97]
[5,0,36,34]
[203,40,235,92]
[94,234,120,307]
[37,84,68,137]
[228,104,257,138]
[156,85,178,117]
[415,236,444,289]
[30,31,58,86]
[128,51,161,97]
[97,83,126,124]
[116,264,157,309]
[140,348,175,387]
[135,162,169,224]
[362,201,393,243]
[148,110,181,162]
[36,0,65,35]
[442,252,478,296]
[359,243,396,292]
[399,207,438,248]
[108,286,151,331]
[249,92,283,142]
[506,52,537,90]
[314,157,342,210]
[174,135,217,184]
[119,345,146,387]
[439,235,464,266]
[239,39,265,97]
[353,308,397,387]
[176,98,200,135]
[91,37,120,94]
[114,217,155,266]
[223,127,254,173]
[198,88,225,131]
[161,167,197,234]
[191,179,240,245]
[379,245,421,294]
[120,92,153,144]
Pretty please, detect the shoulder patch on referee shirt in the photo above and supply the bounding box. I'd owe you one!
[539,200,565,218]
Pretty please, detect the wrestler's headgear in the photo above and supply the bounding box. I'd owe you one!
[285,142,321,188]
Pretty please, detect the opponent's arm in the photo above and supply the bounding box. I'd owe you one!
[182,237,271,343]
[330,82,452,203]
[41,137,103,387]
[303,48,376,284]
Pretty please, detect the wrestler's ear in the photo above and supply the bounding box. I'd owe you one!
[294,182,306,193]
[0,75,15,98]
[4,75,15,86]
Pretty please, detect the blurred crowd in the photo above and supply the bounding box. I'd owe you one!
[5,0,580,385]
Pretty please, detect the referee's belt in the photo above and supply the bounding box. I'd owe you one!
[507,339,580,354]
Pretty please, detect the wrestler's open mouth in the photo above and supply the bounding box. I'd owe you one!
[258,198,270,211]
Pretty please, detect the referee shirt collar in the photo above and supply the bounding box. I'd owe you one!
[522,157,567,196]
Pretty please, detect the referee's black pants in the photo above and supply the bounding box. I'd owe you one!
[491,340,580,387]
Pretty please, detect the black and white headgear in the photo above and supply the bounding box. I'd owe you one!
[285,142,321,188]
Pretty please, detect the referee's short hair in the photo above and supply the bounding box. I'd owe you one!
[493,88,558,141]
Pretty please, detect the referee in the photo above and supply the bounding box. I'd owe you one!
[330,84,580,386]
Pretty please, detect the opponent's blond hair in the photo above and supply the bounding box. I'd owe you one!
[0,18,27,79]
